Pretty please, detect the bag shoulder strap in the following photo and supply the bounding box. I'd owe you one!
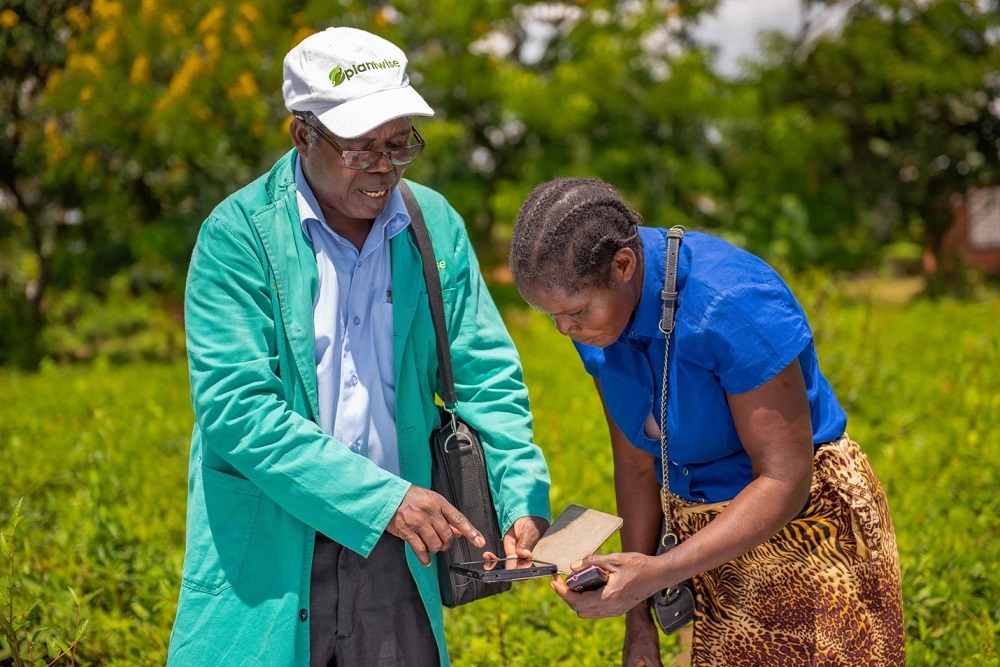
[397,181,459,407]
[658,225,685,526]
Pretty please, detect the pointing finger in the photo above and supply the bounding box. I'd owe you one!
[446,508,485,548]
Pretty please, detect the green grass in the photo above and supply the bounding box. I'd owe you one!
[1,279,998,665]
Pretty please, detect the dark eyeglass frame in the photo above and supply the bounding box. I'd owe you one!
[296,115,425,170]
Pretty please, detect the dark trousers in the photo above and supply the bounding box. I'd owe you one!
[309,532,438,666]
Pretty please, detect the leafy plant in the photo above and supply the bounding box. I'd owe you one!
[1,499,91,666]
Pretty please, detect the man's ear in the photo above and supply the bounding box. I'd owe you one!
[289,117,312,155]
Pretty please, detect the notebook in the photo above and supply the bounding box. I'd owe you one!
[531,504,624,574]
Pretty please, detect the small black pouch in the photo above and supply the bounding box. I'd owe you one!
[649,530,696,634]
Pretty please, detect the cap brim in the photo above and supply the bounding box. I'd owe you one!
[315,86,434,138]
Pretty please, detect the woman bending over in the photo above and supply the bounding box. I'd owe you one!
[510,177,904,667]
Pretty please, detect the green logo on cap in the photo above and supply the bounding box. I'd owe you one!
[328,59,401,87]
[329,66,347,87]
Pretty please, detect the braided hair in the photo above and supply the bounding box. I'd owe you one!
[510,177,643,294]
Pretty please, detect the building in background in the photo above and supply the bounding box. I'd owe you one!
[933,187,1000,277]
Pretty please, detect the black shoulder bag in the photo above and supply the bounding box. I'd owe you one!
[649,225,698,634]
[398,181,510,608]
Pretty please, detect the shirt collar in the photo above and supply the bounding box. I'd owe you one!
[293,154,410,243]
[622,226,668,341]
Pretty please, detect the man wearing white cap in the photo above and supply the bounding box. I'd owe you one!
[167,27,551,666]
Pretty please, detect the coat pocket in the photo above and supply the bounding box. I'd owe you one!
[181,465,262,595]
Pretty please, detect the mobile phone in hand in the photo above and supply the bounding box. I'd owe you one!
[565,564,608,592]
[450,558,557,582]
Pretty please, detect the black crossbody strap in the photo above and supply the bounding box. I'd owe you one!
[397,181,459,408]
[658,225,685,527]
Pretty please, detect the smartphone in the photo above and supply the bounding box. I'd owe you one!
[565,564,608,592]
[449,557,558,582]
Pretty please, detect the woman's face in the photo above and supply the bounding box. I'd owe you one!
[517,248,641,349]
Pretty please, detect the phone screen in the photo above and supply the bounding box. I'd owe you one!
[449,557,558,582]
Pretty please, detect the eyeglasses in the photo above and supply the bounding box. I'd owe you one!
[297,115,425,170]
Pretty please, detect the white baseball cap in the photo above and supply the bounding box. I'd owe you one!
[282,27,434,139]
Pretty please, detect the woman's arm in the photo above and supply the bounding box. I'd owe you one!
[604,379,663,561]
[553,358,814,618]
[663,357,814,579]
[603,379,668,666]
[550,380,664,666]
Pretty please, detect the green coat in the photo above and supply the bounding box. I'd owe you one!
[168,151,551,666]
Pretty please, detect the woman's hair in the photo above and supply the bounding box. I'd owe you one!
[510,177,643,293]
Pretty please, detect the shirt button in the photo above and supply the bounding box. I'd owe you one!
[353,316,361,325]
[350,375,358,387]
[299,609,308,622]
[682,467,689,476]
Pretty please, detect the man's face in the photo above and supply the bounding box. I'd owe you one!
[293,116,414,230]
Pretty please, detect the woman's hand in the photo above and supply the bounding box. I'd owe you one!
[551,552,665,619]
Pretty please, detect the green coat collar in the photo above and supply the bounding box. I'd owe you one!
[251,151,426,424]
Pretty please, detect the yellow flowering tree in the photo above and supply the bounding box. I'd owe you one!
[3,0,725,368]
[2,0,298,366]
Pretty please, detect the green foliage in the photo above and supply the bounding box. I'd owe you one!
[0,0,80,368]
[810,294,1000,665]
[0,363,191,665]
[1,499,91,666]
[732,0,1000,272]
[3,0,999,366]
[1,0,295,368]
[1,285,998,664]
[2,0,730,365]
[41,277,184,365]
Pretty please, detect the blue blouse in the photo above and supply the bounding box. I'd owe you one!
[575,227,847,502]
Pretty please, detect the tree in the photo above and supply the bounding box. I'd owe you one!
[732,0,1000,277]
[3,0,730,367]
[374,0,727,260]
[3,0,297,366]
[0,0,78,367]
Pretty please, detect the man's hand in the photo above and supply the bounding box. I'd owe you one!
[502,515,550,559]
[386,485,485,566]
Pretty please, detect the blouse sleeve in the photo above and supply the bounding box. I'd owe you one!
[699,277,813,396]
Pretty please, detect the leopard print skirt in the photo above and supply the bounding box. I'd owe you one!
[668,435,905,666]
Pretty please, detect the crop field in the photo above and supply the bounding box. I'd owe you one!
[1,278,998,666]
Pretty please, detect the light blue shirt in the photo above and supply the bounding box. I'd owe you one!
[295,157,411,476]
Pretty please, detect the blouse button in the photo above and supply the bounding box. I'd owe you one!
[299,609,308,622]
